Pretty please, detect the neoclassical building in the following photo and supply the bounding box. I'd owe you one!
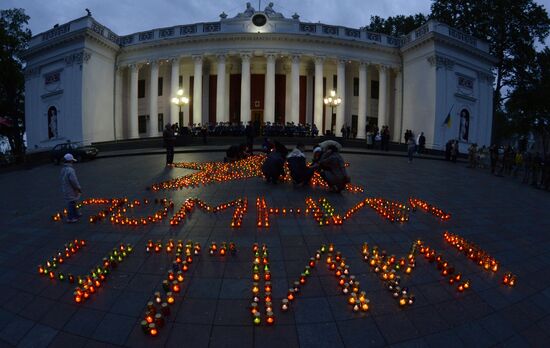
[22,3,496,151]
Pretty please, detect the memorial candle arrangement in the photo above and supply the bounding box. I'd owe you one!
[251,243,274,325]
[365,198,410,223]
[363,242,417,307]
[141,239,199,336]
[327,247,370,312]
[73,243,133,303]
[409,197,451,221]
[150,155,363,193]
[417,240,470,292]
[169,197,247,228]
[443,231,516,287]
[38,239,86,281]
[281,243,369,313]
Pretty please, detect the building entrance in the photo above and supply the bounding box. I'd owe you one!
[251,109,263,124]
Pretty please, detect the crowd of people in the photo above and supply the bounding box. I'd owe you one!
[171,121,321,138]
[465,143,550,190]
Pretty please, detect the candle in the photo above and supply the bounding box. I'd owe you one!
[154,313,164,327]
[161,302,170,316]
[266,311,275,325]
[148,323,158,336]
[253,312,261,325]
[281,299,289,311]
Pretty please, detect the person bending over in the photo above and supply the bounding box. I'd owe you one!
[262,142,287,184]
[287,143,314,187]
[318,145,350,192]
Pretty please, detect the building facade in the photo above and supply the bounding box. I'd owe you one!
[22,3,496,151]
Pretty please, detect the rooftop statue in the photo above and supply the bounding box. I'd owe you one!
[234,2,256,18]
[264,2,284,18]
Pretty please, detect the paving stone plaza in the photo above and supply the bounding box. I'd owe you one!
[0,151,549,347]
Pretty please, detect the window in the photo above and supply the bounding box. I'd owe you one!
[353,78,359,96]
[158,77,163,96]
[371,81,379,99]
[138,80,145,98]
[138,115,147,133]
[179,75,183,88]
[333,75,337,90]
[158,113,164,132]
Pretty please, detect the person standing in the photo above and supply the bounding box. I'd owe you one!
[417,132,426,154]
[383,126,391,151]
[490,144,498,174]
[366,130,373,149]
[60,153,82,223]
[163,123,176,165]
[451,140,459,163]
[407,137,416,163]
[245,121,255,154]
[522,151,532,183]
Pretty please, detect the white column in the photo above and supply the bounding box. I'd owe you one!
[216,54,226,123]
[393,68,403,142]
[240,53,251,123]
[129,64,139,139]
[305,69,313,125]
[193,55,203,125]
[170,57,180,125]
[290,54,301,124]
[336,59,346,137]
[264,53,276,123]
[148,61,159,136]
[114,66,123,140]
[357,61,368,139]
[313,56,324,131]
[378,65,388,129]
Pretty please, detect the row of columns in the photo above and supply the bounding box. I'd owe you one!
[127,55,393,139]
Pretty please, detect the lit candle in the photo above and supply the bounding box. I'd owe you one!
[281,299,289,311]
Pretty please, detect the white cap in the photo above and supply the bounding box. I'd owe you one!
[64,153,77,162]
[313,147,322,153]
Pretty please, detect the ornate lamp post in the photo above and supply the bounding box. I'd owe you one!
[171,89,189,126]
[323,90,341,135]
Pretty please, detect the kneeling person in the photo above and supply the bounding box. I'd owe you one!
[287,143,314,186]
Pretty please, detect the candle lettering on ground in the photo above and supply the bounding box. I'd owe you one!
[141,239,237,336]
[443,231,517,287]
[362,242,417,307]
[251,243,274,325]
[38,239,86,282]
[409,197,451,221]
[282,244,370,313]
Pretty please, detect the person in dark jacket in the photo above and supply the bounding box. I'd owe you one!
[318,145,350,192]
[287,143,314,186]
[163,123,176,165]
[225,144,247,162]
[262,141,287,184]
[445,140,452,161]
[245,121,255,154]
[417,132,426,154]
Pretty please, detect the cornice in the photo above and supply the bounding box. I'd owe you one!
[400,31,497,65]
[22,27,119,61]
[120,32,401,57]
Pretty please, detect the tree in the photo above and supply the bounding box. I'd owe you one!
[0,8,31,162]
[430,0,550,135]
[506,48,550,155]
[365,14,428,37]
